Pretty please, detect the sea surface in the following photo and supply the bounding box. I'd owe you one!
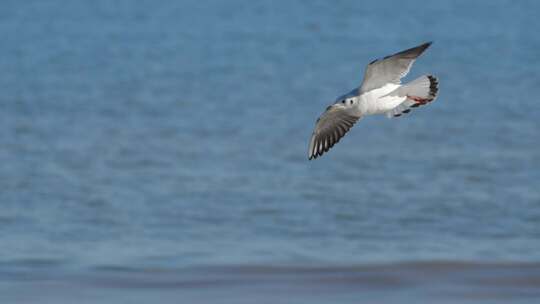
[1,0,539,303]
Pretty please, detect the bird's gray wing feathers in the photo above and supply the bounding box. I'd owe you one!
[359,42,432,94]
[308,104,360,160]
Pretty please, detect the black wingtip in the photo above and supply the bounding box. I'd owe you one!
[419,41,433,52]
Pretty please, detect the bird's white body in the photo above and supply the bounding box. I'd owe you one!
[356,84,404,115]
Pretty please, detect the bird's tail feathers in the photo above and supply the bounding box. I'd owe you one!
[384,75,439,118]
[397,75,438,103]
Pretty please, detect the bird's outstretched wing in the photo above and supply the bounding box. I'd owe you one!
[308,104,360,160]
[359,42,432,94]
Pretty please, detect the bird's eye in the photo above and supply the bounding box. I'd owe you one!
[349,100,353,104]
[341,100,345,104]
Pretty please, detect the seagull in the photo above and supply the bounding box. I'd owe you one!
[308,42,439,160]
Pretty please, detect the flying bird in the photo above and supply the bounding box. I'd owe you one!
[308,42,439,160]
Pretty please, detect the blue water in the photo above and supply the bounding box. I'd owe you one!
[1,0,540,303]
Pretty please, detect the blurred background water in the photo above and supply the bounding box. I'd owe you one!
[1,0,539,303]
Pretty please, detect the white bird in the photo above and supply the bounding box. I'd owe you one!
[308,42,439,160]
